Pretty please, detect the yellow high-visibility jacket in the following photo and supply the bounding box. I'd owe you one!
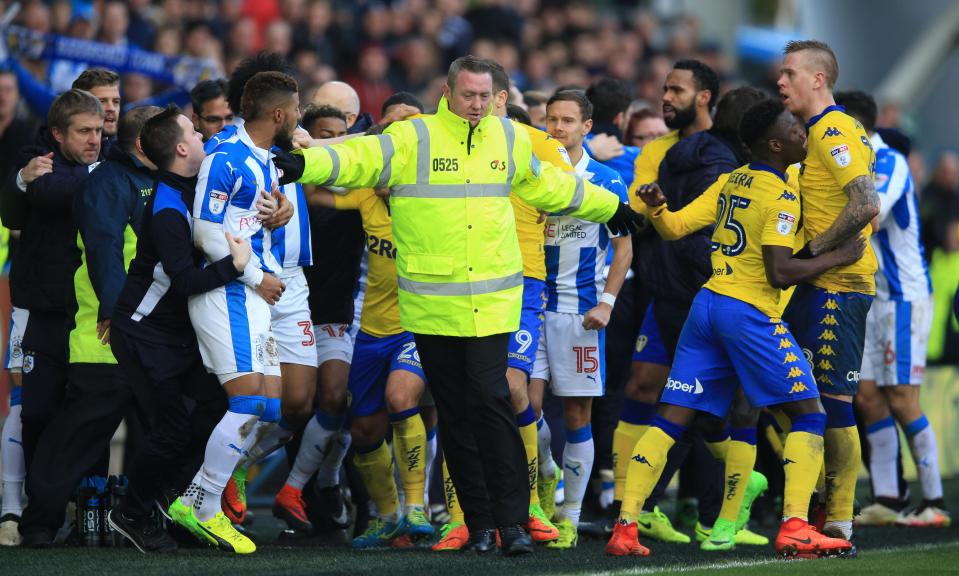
[296,97,621,337]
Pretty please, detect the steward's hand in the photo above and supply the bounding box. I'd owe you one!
[273,150,305,186]
[605,203,643,236]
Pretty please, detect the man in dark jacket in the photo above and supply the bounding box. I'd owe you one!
[635,86,768,542]
[107,106,250,553]
[10,90,104,508]
[19,106,163,544]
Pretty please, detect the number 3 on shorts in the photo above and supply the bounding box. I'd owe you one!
[298,320,315,347]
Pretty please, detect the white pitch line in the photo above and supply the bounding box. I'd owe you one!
[571,541,959,576]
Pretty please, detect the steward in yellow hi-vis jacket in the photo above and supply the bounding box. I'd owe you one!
[275,56,642,547]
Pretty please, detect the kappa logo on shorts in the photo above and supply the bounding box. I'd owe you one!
[777,338,793,350]
[635,335,648,353]
[818,359,835,372]
[818,329,837,341]
[665,378,703,395]
[787,366,806,379]
[822,299,840,310]
[816,374,831,385]
[789,382,809,394]
[783,352,799,364]
[773,324,788,336]
[817,344,835,357]
[22,354,33,373]
[820,314,838,326]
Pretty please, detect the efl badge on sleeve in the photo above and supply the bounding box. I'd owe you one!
[209,191,228,215]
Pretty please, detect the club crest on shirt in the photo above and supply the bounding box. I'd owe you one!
[22,354,33,374]
[209,190,228,215]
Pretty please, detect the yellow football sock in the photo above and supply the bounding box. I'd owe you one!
[782,431,824,520]
[717,439,756,523]
[391,411,427,508]
[442,459,464,523]
[620,426,674,522]
[824,426,860,522]
[705,437,730,461]
[612,421,648,502]
[519,419,540,506]
[353,440,399,518]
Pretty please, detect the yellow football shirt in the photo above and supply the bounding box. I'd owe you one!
[333,189,401,337]
[698,163,800,319]
[799,106,877,294]
[627,130,680,212]
[513,123,574,281]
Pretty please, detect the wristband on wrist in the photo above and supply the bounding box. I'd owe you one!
[794,242,814,260]
[599,292,616,307]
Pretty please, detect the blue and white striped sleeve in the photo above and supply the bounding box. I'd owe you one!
[876,150,911,224]
[195,151,236,224]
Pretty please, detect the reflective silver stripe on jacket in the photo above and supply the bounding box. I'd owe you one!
[322,146,340,185]
[392,183,510,198]
[375,134,394,189]
[398,270,523,296]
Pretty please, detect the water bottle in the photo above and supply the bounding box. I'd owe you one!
[78,477,102,547]
[109,476,129,547]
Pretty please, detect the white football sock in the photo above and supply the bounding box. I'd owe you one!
[184,410,259,521]
[316,426,351,489]
[560,426,594,526]
[1,404,25,516]
[239,421,291,470]
[865,416,900,499]
[424,428,437,507]
[905,415,943,501]
[537,415,556,478]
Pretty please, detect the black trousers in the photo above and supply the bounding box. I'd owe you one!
[593,279,644,471]
[414,332,528,530]
[641,298,723,524]
[110,326,227,518]
[21,362,131,536]
[19,311,70,481]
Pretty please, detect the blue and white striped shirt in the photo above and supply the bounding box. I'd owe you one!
[544,151,629,314]
[195,123,281,275]
[871,132,931,301]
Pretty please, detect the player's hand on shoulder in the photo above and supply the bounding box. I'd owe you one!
[588,133,624,161]
[22,152,55,184]
[225,232,252,273]
[636,182,666,207]
[257,273,285,305]
[583,303,612,330]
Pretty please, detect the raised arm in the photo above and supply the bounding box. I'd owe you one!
[641,176,727,240]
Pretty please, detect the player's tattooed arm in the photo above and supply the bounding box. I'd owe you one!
[808,175,880,256]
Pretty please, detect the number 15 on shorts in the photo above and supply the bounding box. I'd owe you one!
[573,346,598,373]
